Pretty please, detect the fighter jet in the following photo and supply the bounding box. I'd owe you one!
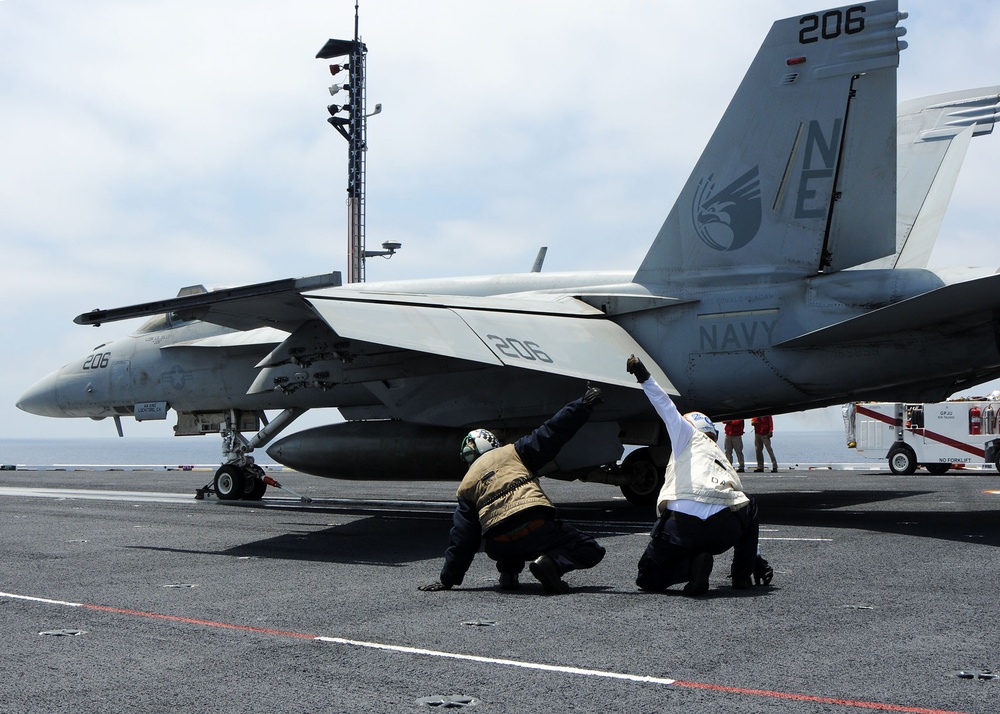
[17,0,1000,506]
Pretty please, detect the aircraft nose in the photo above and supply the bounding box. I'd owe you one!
[16,371,64,417]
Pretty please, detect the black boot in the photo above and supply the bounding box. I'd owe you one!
[529,555,570,594]
[683,553,713,596]
[753,555,773,586]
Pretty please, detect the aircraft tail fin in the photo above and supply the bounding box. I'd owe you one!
[858,86,1000,270]
[634,1,907,286]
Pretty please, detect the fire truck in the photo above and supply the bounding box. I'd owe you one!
[844,399,1000,474]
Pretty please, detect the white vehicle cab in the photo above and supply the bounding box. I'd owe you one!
[845,399,1000,473]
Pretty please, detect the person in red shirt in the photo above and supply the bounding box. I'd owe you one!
[751,415,777,472]
[723,420,746,473]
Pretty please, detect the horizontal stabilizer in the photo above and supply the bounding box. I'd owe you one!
[305,293,677,392]
[776,272,1000,349]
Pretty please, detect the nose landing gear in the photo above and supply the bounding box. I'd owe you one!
[195,462,268,501]
[212,462,268,500]
[194,407,308,501]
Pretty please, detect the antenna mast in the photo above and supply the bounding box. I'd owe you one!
[316,2,392,282]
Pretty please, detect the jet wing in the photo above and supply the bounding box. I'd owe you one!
[304,291,678,392]
[776,272,1000,349]
[74,272,341,331]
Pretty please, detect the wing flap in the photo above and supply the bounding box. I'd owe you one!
[305,295,677,392]
[309,300,504,366]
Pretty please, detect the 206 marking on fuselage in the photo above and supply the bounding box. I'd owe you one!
[82,352,111,370]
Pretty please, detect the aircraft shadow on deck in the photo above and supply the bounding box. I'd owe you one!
[129,515,453,565]
[755,489,1000,547]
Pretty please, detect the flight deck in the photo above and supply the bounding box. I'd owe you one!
[1,468,997,713]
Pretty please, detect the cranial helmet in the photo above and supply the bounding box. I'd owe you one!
[460,428,501,464]
[683,411,718,440]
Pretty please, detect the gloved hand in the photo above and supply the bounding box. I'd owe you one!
[753,556,773,586]
[418,580,452,592]
[626,354,650,383]
[583,384,604,406]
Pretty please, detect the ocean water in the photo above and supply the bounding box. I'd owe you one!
[0,437,257,469]
[0,430,870,470]
[719,429,871,467]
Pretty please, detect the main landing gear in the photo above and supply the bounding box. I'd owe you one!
[196,407,307,501]
[556,446,667,509]
[617,447,666,508]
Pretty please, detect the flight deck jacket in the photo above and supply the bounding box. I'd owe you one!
[640,377,750,518]
[457,444,554,533]
[438,396,596,587]
[657,430,750,516]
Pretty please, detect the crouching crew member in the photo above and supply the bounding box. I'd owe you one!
[626,355,773,596]
[420,385,607,595]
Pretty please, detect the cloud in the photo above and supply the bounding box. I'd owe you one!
[4,0,1000,439]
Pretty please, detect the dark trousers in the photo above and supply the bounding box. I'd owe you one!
[485,520,605,577]
[636,497,760,591]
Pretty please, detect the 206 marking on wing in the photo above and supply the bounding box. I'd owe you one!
[486,335,554,363]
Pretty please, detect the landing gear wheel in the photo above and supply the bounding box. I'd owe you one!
[214,464,246,501]
[887,445,917,475]
[243,464,268,501]
[619,448,665,508]
[924,463,950,475]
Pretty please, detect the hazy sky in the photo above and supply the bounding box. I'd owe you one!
[4,0,1000,441]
